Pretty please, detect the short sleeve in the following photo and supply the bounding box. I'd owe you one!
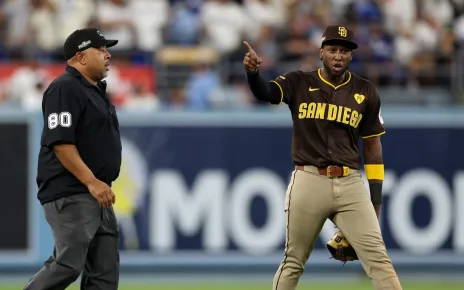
[270,71,300,104]
[360,85,385,138]
[40,83,84,148]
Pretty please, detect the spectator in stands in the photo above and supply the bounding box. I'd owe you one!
[422,0,453,29]
[6,59,51,109]
[165,0,202,45]
[103,65,133,107]
[243,0,285,42]
[353,0,383,23]
[54,0,96,53]
[28,0,59,58]
[0,0,31,59]
[129,0,169,63]
[248,25,279,81]
[365,18,396,86]
[276,13,318,62]
[123,83,160,111]
[200,0,249,55]
[168,86,187,108]
[381,0,417,67]
[221,75,255,108]
[184,62,223,109]
[0,90,7,105]
[96,0,136,59]
[0,0,460,109]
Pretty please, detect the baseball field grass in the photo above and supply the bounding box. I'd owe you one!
[2,282,463,290]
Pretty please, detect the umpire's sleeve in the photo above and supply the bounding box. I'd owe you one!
[41,83,84,148]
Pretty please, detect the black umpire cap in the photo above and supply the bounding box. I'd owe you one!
[63,28,118,60]
[321,25,358,50]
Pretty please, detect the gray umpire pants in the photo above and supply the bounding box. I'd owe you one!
[24,193,120,290]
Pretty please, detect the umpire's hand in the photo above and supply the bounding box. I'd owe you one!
[243,41,263,73]
[87,179,116,208]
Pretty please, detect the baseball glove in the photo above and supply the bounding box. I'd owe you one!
[326,231,358,264]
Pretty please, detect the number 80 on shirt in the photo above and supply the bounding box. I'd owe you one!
[48,112,72,129]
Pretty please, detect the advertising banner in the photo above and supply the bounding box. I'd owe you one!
[111,122,464,267]
[0,123,29,252]
[2,109,463,270]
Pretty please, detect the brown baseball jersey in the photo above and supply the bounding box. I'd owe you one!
[271,68,385,170]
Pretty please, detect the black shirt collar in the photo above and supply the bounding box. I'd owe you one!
[65,65,107,90]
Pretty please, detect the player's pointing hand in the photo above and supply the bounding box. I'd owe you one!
[243,41,263,73]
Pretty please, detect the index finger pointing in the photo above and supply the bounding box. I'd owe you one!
[243,41,255,53]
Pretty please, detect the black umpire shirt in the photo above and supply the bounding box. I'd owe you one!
[36,65,122,205]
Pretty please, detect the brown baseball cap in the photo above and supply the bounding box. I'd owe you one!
[321,25,358,50]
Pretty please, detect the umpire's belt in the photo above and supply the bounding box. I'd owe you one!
[296,165,350,178]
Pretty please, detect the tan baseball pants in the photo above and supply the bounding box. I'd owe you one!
[273,165,402,290]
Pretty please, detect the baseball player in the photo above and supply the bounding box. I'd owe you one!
[243,25,402,290]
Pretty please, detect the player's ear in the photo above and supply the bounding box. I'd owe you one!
[349,50,354,60]
[76,52,87,65]
[319,48,324,61]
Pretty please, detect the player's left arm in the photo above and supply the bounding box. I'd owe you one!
[360,85,385,219]
[362,136,383,219]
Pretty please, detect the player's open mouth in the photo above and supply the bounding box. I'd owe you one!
[333,64,343,72]
[105,63,110,71]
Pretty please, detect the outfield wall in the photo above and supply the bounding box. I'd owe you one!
[0,107,463,273]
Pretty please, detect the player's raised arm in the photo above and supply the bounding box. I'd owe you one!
[243,41,262,73]
[243,41,283,105]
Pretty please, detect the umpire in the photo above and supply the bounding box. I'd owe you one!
[24,28,121,290]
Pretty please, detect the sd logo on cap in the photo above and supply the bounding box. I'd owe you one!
[321,25,358,50]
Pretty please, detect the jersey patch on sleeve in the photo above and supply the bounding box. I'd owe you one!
[48,112,72,129]
[379,108,384,125]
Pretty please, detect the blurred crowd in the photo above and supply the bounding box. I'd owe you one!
[0,0,462,110]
